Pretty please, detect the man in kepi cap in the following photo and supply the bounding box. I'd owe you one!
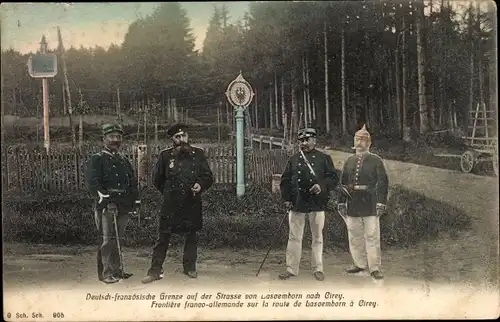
[279,127,339,281]
[141,123,214,284]
[337,124,389,281]
[85,123,141,284]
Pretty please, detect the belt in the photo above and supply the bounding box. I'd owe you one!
[107,189,127,196]
[353,185,369,191]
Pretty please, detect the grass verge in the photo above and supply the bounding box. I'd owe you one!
[2,184,472,250]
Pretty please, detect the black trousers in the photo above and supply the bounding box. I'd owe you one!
[147,215,198,277]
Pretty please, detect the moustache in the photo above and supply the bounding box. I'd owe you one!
[176,142,191,152]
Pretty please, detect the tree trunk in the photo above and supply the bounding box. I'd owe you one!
[254,88,259,130]
[306,55,312,125]
[386,63,392,131]
[476,3,484,108]
[302,53,308,127]
[416,0,429,134]
[402,17,411,142]
[291,68,298,141]
[281,75,286,133]
[395,44,402,137]
[1,70,4,143]
[324,21,330,133]
[274,71,280,129]
[12,88,17,113]
[268,88,273,130]
[468,4,474,133]
[341,27,347,134]
[487,2,497,120]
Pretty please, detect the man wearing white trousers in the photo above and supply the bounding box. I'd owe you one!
[279,128,339,281]
[337,125,389,280]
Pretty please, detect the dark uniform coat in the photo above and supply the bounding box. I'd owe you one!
[280,149,339,213]
[338,152,389,217]
[153,146,214,233]
[85,147,139,213]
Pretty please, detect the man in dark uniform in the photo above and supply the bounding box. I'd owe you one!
[337,124,389,280]
[85,123,140,284]
[279,127,339,281]
[141,123,214,284]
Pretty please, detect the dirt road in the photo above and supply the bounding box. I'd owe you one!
[3,150,499,320]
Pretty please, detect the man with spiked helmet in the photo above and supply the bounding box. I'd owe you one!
[141,123,214,284]
[85,123,140,284]
[278,127,340,281]
[337,124,389,280]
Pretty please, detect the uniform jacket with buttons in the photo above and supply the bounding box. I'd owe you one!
[339,152,389,217]
[280,148,339,213]
[85,147,139,213]
[153,145,214,233]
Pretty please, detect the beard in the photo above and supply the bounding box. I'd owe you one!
[175,142,191,154]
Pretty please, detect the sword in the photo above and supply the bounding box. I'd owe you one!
[256,210,289,277]
[336,207,348,223]
[338,184,352,200]
[97,190,109,204]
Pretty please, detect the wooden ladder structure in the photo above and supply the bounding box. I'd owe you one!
[460,102,498,176]
[465,102,496,150]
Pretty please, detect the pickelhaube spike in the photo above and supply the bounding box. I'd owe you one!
[355,124,371,139]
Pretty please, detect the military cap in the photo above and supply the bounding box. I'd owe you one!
[355,124,371,140]
[167,123,188,138]
[101,123,124,136]
[298,127,317,140]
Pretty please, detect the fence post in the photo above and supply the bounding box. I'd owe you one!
[259,135,264,150]
[269,137,274,149]
[78,115,83,154]
[137,144,148,188]
[272,174,281,194]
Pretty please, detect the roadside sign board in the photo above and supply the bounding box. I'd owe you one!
[27,53,58,78]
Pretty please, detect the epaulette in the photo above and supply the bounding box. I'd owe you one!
[368,152,383,160]
[159,146,174,154]
[100,149,114,157]
[191,145,204,152]
[89,151,105,159]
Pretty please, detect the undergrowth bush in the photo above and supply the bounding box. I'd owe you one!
[3,184,472,250]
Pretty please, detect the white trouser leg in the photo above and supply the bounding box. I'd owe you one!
[363,216,381,273]
[286,211,306,275]
[308,211,325,273]
[346,216,368,270]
